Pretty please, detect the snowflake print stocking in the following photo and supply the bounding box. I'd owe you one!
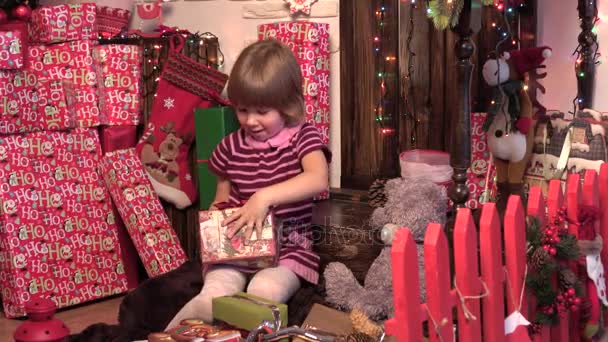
[284,0,318,15]
[135,36,228,209]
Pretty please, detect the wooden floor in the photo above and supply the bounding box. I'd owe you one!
[0,295,123,339]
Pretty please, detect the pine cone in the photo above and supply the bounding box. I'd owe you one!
[559,268,577,289]
[530,248,551,270]
[368,179,388,208]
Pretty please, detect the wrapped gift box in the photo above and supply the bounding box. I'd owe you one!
[93,44,142,126]
[99,148,187,278]
[29,3,98,44]
[212,292,288,332]
[292,304,354,342]
[199,208,278,269]
[257,21,330,200]
[0,72,74,134]
[0,128,128,318]
[194,107,239,210]
[97,6,131,38]
[0,30,23,70]
[0,21,28,70]
[466,112,496,209]
[28,40,99,127]
[156,319,241,342]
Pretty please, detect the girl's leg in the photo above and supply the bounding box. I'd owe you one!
[246,266,301,303]
[166,266,247,329]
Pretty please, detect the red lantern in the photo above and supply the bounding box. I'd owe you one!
[14,298,70,342]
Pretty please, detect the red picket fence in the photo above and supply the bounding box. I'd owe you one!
[385,164,608,342]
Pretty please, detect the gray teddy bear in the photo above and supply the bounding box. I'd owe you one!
[323,178,447,320]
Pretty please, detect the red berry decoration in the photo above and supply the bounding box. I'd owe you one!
[12,4,32,21]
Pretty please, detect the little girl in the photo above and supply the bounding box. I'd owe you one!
[167,39,331,327]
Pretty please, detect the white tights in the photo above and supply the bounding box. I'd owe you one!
[166,265,301,329]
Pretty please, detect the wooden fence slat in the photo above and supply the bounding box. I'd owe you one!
[599,164,608,324]
[504,195,528,317]
[582,170,600,232]
[454,209,481,342]
[425,223,454,342]
[527,187,551,342]
[386,228,424,341]
[479,203,505,342]
[546,179,569,341]
[566,174,582,342]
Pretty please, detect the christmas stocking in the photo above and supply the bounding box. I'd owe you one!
[136,36,229,209]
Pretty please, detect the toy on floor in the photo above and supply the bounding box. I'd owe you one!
[14,298,70,342]
[324,178,447,321]
[482,46,552,214]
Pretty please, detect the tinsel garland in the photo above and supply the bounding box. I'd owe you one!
[526,208,584,327]
[427,0,495,30]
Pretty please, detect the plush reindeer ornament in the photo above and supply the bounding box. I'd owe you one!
[481,46,552,215]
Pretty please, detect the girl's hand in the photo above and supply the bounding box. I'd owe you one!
[223,192,270,242]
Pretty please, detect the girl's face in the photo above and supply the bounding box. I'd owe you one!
[236,106,286,142]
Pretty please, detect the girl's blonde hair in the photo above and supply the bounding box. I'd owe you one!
[227,39,305,126]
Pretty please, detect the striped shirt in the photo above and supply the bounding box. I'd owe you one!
[208,123,331,284]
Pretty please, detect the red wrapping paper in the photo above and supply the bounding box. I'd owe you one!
[27,40,100,127]
[93,44,142,126]
[99,148,187,278]
[0,128,128,318]
[29,3,98,44]
[0,71,74,134]
[466,112,496,209]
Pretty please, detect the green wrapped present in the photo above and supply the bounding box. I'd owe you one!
[194,107,239,210]
[212,292,288,335]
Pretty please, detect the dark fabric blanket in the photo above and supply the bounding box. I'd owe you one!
[69,260,326,341]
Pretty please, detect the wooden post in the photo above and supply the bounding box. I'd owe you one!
[449,0,473,209]
[576,0,598,109]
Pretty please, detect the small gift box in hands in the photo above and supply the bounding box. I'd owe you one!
[199,207,279,270]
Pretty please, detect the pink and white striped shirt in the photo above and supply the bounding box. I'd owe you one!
[208,123,331,284]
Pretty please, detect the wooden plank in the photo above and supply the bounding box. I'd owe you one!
[504,195,527,317]
[479,203,505,342]
[566,174,582,341]
[425,223,454,342]
[428,23,446,150]
[339,0,356,187]
[454,209,481,342]
[443,30,457,149]
[385,229,424,341]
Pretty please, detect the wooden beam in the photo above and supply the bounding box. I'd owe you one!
[448,0,474,210]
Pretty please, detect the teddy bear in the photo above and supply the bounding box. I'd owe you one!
[323,178,447,321]
[481,46,551,214]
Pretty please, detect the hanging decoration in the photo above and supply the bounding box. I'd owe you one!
[373,0,395,135]
[284,0,318,16]
[526,209,584,329]
[402,0,417,146]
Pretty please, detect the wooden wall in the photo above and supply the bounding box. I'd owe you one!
[340,0,538,190]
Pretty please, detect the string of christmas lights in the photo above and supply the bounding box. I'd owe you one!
[572,3,600,111]
[374,0,394,135]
